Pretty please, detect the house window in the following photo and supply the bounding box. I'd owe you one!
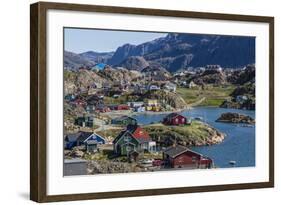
[182,118,185,123]
[124,136,131,142]
[126,146,132,152]
[192,156,197,162]
[175,118,178,123]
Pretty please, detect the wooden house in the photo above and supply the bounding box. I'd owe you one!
[128,101,144,108]
[65,131,106,152]
[163,145,213,169]
[146,99,160,112]
[109,104,130,111]
[163,113,189,125]
[111,116,138,126]
[86,94,104,106]
[163,82,177,92]
[74,116,94,127]
[95,105,111,113]
[113,125,156,157]
[148,84,161,91]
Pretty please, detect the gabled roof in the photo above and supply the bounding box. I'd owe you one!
[127,125,151,142]
[76,131,93,142]
[164,113,187,120]
[164,145,202,158]
[113,115,137,122]
[113,125,151,144]
[65,133,81,142]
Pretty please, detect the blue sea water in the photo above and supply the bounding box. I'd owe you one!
[132,107,255,168]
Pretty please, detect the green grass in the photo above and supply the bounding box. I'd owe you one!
[177,84,236,107]
[143,121,216,145]
[96,128,123,139]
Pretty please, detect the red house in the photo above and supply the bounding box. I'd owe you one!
[96,105,111,113]
[109,104,130,111]
[163,145,213,169]
[163,113,188,125]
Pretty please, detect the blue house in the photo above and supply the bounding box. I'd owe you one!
[91,63,107,70]
[65,131,106,152]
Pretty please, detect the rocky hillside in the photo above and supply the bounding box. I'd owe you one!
[143,90,188,109]
[192,69,227,85]
[64,51,95,70]
[118,56,149,71]
[227,64,255,84]
[64,68,142,95]
[79,51,114,64]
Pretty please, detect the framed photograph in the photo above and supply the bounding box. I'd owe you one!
[30,1,274,202]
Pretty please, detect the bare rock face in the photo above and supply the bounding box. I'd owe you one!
[216,112,255,124]
[118,56,149,71]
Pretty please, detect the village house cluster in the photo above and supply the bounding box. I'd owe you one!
[63,63,243,174]
[64,110,213,172]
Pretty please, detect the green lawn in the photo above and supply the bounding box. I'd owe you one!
[143,121,220,146]
[177,84,236,107]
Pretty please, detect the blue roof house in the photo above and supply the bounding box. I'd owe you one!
[65,132,106,152]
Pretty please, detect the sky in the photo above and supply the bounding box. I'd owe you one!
[64,28,167,53]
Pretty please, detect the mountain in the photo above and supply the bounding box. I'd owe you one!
[64,51,95,70]
[107,33,255,72]
[117,56,149,71]
[64,33,255,73]
[79,51,114,64]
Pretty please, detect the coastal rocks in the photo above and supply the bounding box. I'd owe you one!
[87,160,137,174]
[216,112,255,124]
[65,147,85,158]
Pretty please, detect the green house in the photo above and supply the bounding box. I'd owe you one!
[111,116,137,126]
[113,125,156,156]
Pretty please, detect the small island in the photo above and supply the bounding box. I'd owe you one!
[216,112,255,124]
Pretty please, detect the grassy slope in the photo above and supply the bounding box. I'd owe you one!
[143,122,213,143]
[177,84,236,107]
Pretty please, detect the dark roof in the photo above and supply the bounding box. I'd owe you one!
[65,133,81,142]
[114,115,130,120]
[126,124,138,133]
[112,130,127,143]
[76,131,93,142]
[164,113,186,120]
[163,145,189,158]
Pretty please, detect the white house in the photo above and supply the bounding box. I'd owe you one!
[163,82,177,92]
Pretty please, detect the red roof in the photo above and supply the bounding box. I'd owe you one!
[126,125,151,142]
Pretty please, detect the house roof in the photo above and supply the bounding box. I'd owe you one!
[127,125,151,142]
[164,113,186,120]
[76,131,93,142]
[65,133,81,142]
[113,115,137,122]
[113,125,151,144]
[163,145,202,158]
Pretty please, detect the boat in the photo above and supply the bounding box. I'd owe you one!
[194,116,203,121]
[229,160,236,165]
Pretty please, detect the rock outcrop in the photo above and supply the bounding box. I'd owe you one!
[216,112,255,124]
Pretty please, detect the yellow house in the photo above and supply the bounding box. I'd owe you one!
[147,99,158,106]
[146,99,160,112]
